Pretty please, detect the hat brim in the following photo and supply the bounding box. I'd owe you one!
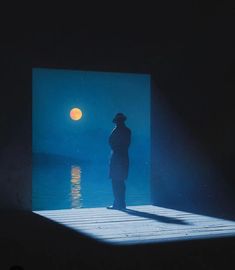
[113,116,126,122]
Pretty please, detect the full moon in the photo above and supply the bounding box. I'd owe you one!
[70,108,83,121]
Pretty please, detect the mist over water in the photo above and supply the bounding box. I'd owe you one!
[33,154,150,210]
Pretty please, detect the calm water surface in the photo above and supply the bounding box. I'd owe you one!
[33,154,150,210]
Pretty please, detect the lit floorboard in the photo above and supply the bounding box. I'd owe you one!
[34,205,235,245]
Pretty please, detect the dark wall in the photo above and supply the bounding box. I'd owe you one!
[0,2,234,217]
[150,3,235,218]
[0,48,32,210]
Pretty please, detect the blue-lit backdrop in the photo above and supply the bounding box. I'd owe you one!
[32,68,150,210]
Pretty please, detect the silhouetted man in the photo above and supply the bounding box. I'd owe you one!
[107,113,131,210]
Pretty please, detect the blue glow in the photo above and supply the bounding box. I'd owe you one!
[152,92,222,213]
[32,68,150,210]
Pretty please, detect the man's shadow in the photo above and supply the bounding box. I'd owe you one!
[121,208,190,225]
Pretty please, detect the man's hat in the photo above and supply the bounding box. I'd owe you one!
[113,113,127,123]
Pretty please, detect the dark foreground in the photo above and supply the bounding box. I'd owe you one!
[0,209,235,269]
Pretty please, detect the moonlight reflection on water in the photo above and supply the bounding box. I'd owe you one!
[70,165,82,208]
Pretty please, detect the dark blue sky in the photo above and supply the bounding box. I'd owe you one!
[33,68,150,163]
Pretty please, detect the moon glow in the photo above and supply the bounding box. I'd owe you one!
[70,108,83,121]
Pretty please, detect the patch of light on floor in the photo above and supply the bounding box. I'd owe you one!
[34,205,235,245]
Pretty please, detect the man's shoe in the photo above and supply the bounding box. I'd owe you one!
[107,205,118,210]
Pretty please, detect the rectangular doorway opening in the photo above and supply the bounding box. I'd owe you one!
[32,68,151,211]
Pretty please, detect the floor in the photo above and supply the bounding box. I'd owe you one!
[34,205,235,245]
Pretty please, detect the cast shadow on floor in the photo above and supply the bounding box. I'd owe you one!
[122,208,190,225]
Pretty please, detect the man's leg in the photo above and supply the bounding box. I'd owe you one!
[111,179,119,208]
[118,180,126,209]
[112,178,126,209]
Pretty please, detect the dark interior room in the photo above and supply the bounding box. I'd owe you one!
[0,2,234,269]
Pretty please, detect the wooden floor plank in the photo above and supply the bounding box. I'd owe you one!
[34,205,235,244]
